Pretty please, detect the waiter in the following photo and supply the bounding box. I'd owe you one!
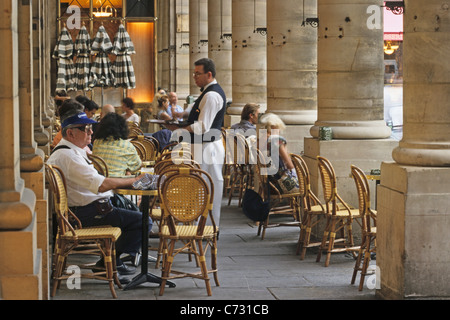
[168,58,226,227]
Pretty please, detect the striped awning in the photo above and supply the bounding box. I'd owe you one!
[111,24,136,89]
[52,27,76,93]
[74,26,91,92]
[89,25,115,88]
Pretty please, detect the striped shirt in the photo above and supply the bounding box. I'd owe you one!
[92,137,142,177]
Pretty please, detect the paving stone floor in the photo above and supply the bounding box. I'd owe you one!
[51,197,378,301]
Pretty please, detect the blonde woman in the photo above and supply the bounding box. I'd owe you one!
[260,113,299,194]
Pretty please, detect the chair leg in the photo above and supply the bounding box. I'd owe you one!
[296,225,305,255]
[300,226,312,260]
[316,216,331,263]
[324,218,338,267]
[155,238,164,269]
[51,253,66,297]
[346,218,356,258]
[351,236,366,285]
[103,240,118,299]
[196,239,212,296]
[211,238,220,287]
[260,218,268,240]
[159,239,175,296]
[51,239,69,297]
[358,236,374,291]
[112,246,122,289]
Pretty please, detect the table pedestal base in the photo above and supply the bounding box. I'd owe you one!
[123,272,176,290]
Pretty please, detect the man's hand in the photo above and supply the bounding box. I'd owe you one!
[98,174,147,193]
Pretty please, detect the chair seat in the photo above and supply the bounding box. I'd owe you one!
[161,225,217,239]
[310,204,325,214]
[151,208,162,219]
[331,208,361,217]
[62,227,121,241]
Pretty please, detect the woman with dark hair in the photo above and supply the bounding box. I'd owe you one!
[121,97,140,126]
[156,94,172,121]
[76,95,99,119]
[93,112,142,177]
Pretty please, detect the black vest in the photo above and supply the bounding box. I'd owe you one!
[187,83,226,143]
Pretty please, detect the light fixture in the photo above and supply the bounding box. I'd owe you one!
[93,5,116,18]
[384,41,399,55]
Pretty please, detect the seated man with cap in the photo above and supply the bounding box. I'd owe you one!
[47,106,152,277]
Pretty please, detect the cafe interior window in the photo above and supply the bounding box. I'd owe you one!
[57,0,156,104]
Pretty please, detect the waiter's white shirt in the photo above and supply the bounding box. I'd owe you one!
[187,80,224,136]
[47,139,113,207]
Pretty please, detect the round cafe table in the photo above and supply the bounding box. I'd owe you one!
[114,187,175,290]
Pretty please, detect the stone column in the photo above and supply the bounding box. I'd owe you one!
[377,1,450,299]
[266,0,318,153]
[159,0,170,91]
[189,0,209,96]
[0,0,41,300]
[304,0,397,216]
[208,0,232,100]
[168,0,177,92]
[227,0,267,123]
[311,0,390,139]
[174,0,190,99]
[33,0,50,155]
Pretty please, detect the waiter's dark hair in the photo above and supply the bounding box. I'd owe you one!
[195,58,216,78]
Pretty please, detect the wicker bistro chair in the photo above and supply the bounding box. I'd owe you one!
[152,159,201,269]
[157,167,219,296]
[132,135,158,163]
[130,140,147,162]
[45,164,122,299]
[315,156,362,267]
[350,165,377,290]
[290,154,326,259]
[225,131,252,207]
[254,149,301,240]
[87,153,109,177]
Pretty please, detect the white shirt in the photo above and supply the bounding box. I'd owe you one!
[187,80,224,136]
[122,113,140,126]
[47,139,113,207]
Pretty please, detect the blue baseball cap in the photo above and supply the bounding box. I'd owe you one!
[62,112,97,128]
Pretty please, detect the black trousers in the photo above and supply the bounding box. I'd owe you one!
[71,200,152,264]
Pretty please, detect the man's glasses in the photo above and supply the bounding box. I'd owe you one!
[71,124,93,133]
[192,72,207,78]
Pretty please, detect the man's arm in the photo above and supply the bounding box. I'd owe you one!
[98,174,146,193]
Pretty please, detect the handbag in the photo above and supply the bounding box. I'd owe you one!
[110,193,139,212]
[275,170,299,194]
[242,173,271,222]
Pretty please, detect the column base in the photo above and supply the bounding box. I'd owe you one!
[393,144,450,167]
[376,162,450,299]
